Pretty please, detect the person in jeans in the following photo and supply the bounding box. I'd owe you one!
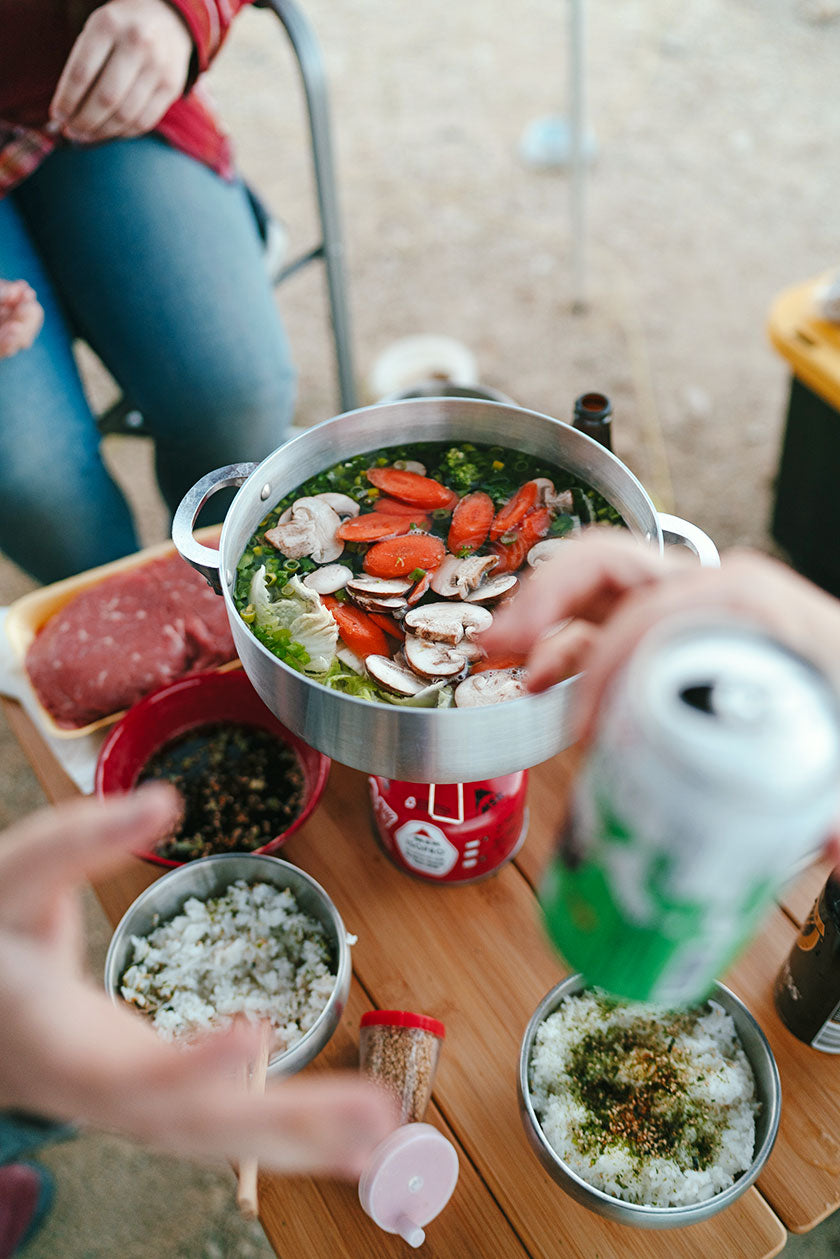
[0,0,296,584]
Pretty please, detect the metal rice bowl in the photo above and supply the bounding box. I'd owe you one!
[517,973,781,1228]
[104,853,352,1078]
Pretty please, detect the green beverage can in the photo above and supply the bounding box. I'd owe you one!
[540,616,840,1004]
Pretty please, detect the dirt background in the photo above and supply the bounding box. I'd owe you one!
[3,0,840,1253]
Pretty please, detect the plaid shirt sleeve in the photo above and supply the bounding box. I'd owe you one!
[0,126,56,199]
[165,0,255,75]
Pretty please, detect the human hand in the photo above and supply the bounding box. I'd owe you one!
[0,786,396,1177]
[483,531,840,743]
[48,0,193,144]
[0,280,44,358]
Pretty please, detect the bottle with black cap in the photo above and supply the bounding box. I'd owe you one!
[573,392,613,451]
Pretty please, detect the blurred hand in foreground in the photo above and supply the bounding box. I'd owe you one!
[484,530,840,745]
[49,0,193,144]
[0,280,44,358]
[0,785,396,1177]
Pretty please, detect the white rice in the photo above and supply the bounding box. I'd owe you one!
[120,880,337,1053]
[528,990,758,1207]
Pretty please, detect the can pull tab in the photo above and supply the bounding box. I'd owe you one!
[427,783,465,824]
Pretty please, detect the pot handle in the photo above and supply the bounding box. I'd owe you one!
[657,513,720,567]
[172,463,258,593]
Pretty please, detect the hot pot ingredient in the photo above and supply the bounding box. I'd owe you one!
[363,533,446,579]
[120,880,336,1052]
[138,722,306,861]
[447,491,495,554]
[26,553,236,729]
[365,465,458,509]
[528,990,758,1207]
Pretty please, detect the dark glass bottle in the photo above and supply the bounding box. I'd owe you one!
[572,392,613,451]
[773,873,840,1052]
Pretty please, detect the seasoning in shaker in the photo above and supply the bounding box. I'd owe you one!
[774,872,840,1051]
[359,1011,446,1124]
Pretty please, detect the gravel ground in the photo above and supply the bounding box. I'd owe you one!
[3,0,840,1253]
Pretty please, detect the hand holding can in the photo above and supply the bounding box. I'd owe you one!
[539,616,840,1005]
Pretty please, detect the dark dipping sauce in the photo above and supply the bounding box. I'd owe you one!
[138,722,306,861]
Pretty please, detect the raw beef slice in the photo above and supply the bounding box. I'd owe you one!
[26,554,236,727]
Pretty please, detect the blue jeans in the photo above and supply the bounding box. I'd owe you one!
[0,136,296,583]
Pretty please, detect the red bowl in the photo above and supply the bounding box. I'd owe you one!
[95,668,331,867]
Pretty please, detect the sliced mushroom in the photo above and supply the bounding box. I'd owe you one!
[345,576,413,598]
[533,479,575,514]
[455,639,486,663]
[429,555,463,597]
[317,492,360,518]
[366,654,430,696]
[392,459,426,475]
[404,601,493,645]
[265,497,344,564]
[527,538,569,568]
[457,554,499,591]
[349,593,409,615]
[454,667,530,707]
[429,553,498,599]
[463,573,519,603]
[303,563,354,594]
[278,491,360,524]
[403,634,471,681]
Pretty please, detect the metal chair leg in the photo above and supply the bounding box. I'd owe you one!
[258,0,358,413]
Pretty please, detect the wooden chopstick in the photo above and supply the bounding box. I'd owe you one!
[237,1020,273,1218]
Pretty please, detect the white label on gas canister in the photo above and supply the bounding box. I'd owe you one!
[394,820,459,876]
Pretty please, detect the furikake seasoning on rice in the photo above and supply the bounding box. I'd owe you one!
[120,881,336,1054]
[528,990,759,1207]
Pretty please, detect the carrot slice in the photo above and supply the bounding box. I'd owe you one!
[470,652,528,674]
[367,612,405,641]
[447,491,494,555]
[363,534,446,579]
[336,513,412,542]
[488,481,540,542]
[373,497,432,521]
[366,466,458,510]
[322,596,390,658]
[491,506,551,572]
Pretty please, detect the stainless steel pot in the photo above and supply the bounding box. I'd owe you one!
[172,398,717,782]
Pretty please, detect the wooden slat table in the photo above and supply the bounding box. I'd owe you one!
[4,693,839,1257]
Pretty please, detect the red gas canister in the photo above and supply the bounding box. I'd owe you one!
[368,773,529,884]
